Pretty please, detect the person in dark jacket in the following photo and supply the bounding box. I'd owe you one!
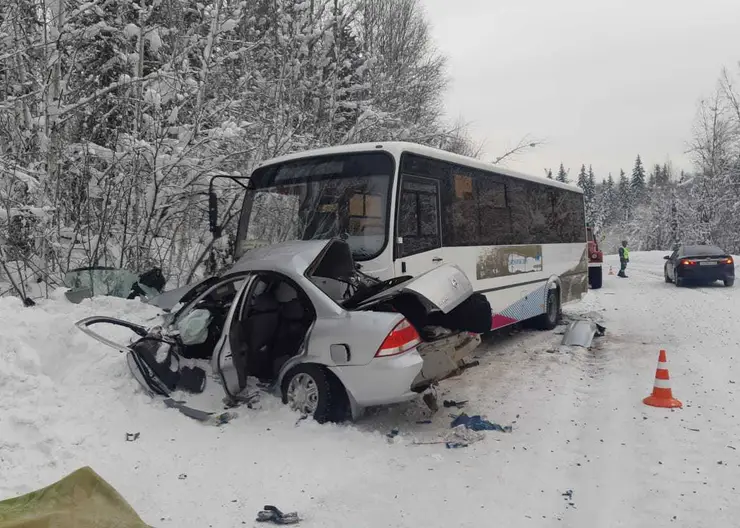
[618,240,629,278]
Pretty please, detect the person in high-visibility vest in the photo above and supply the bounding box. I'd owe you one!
[618,240,630,278]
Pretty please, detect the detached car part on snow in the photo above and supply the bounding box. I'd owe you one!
[64,266,167,304]
[76,239,491,423]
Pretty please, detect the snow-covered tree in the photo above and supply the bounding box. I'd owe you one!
[556,163,569,183]
[576,164,588,190]
[0,0,471,299]
[617,169,630,221]
[630,155,647,204]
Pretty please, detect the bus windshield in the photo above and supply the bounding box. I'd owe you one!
[235,152,394,261]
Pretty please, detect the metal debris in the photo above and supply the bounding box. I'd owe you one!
[561,320,606,348]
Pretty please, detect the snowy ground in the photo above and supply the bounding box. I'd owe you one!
[2,251,739,527]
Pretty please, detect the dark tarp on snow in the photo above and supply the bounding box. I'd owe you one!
[0,466,150,528]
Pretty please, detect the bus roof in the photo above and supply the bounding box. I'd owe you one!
[254,141,583,194]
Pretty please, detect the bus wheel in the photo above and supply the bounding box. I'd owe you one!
[589,266,603,289]
[535,288,560,330]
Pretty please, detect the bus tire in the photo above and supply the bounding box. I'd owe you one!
[588,266,603,289]
[535,288,560,331]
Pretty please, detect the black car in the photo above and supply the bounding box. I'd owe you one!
[664,244,735,287]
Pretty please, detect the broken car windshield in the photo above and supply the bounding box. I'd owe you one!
[236,152,394,261]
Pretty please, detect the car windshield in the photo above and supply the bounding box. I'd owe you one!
[236,152,394,262]
[681,245,725,257]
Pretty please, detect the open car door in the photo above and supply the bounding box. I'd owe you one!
[212,275,256,401]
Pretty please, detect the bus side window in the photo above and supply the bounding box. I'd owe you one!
[397,176,441,257]
[477,178,511,245]
[445,170,479,246]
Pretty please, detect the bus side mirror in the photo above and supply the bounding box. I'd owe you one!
[209,191,221,238]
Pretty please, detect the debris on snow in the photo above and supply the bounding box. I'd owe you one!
[443,425,485,447]
[125,432,140,442]
[561,320,606,348]
[256,505,301,525]
[422,391,439,413]
[450,413,513,433]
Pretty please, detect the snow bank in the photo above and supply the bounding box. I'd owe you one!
[0,293,394,526]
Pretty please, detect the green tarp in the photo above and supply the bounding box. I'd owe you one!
[0,467,151,528]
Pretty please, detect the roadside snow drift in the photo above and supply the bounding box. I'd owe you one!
[2,251,739,528]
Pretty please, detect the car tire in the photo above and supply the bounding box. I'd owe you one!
[664,267,672,283]
[535,288,560,330]
[281,364,346,424]
[724,279,735,287]
[589,267,603,289]
[675,275,684,287]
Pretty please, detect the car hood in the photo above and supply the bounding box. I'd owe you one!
[228,239,353,278]
[147,240,353,312]
[355,263,473,314]
[148,239,473,316]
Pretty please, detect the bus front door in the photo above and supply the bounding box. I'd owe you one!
[394,175,444,278]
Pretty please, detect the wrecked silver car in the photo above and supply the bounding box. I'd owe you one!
[76,239,491,422]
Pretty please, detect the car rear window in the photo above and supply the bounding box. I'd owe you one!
[680,245,725,257]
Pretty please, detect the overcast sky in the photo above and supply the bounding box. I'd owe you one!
[422,0,740,181]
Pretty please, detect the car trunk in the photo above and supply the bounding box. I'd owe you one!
[305,240,489,388]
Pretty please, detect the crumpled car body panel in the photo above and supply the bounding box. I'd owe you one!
[76,239,485,420]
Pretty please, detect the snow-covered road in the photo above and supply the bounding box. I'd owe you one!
[2,252,739,527]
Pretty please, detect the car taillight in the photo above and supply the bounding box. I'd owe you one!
[681,259,696,266]
[723,257,734,265]
[375,319,421,358]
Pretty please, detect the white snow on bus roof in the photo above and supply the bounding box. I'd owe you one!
[255,142,583,194]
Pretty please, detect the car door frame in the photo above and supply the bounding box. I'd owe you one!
[212,274,258,399]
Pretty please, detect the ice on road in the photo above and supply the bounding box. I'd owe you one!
[1,252,739,527]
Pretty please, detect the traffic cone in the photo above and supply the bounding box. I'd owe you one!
[643,350,682,408]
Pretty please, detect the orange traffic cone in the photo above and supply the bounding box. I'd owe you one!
[643,350,682,408]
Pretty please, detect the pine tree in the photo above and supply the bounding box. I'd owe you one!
[556,163,569,183]
[578,165,596,225]
[656,163,670,186]
[602,173,616,225]
[618,169,630,221]
[576,164,588,190]
[631,155,646,204]
[649,164,661,188]
[586,165,596,201]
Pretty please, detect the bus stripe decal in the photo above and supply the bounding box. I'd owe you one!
[492,314,518,329]
[489,283,549,330]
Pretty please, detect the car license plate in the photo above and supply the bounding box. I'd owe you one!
[700,261,716,266]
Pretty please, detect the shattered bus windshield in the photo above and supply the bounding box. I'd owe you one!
[236,152,394,261]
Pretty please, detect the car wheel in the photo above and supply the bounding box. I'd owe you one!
[675,275,683,287]
[281,364,346,423]
[589,267,603,289]
[535,288,560,330]
[664,266,672,283]
[724,279,735,287]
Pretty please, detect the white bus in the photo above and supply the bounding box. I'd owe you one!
[216,142,588,331]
